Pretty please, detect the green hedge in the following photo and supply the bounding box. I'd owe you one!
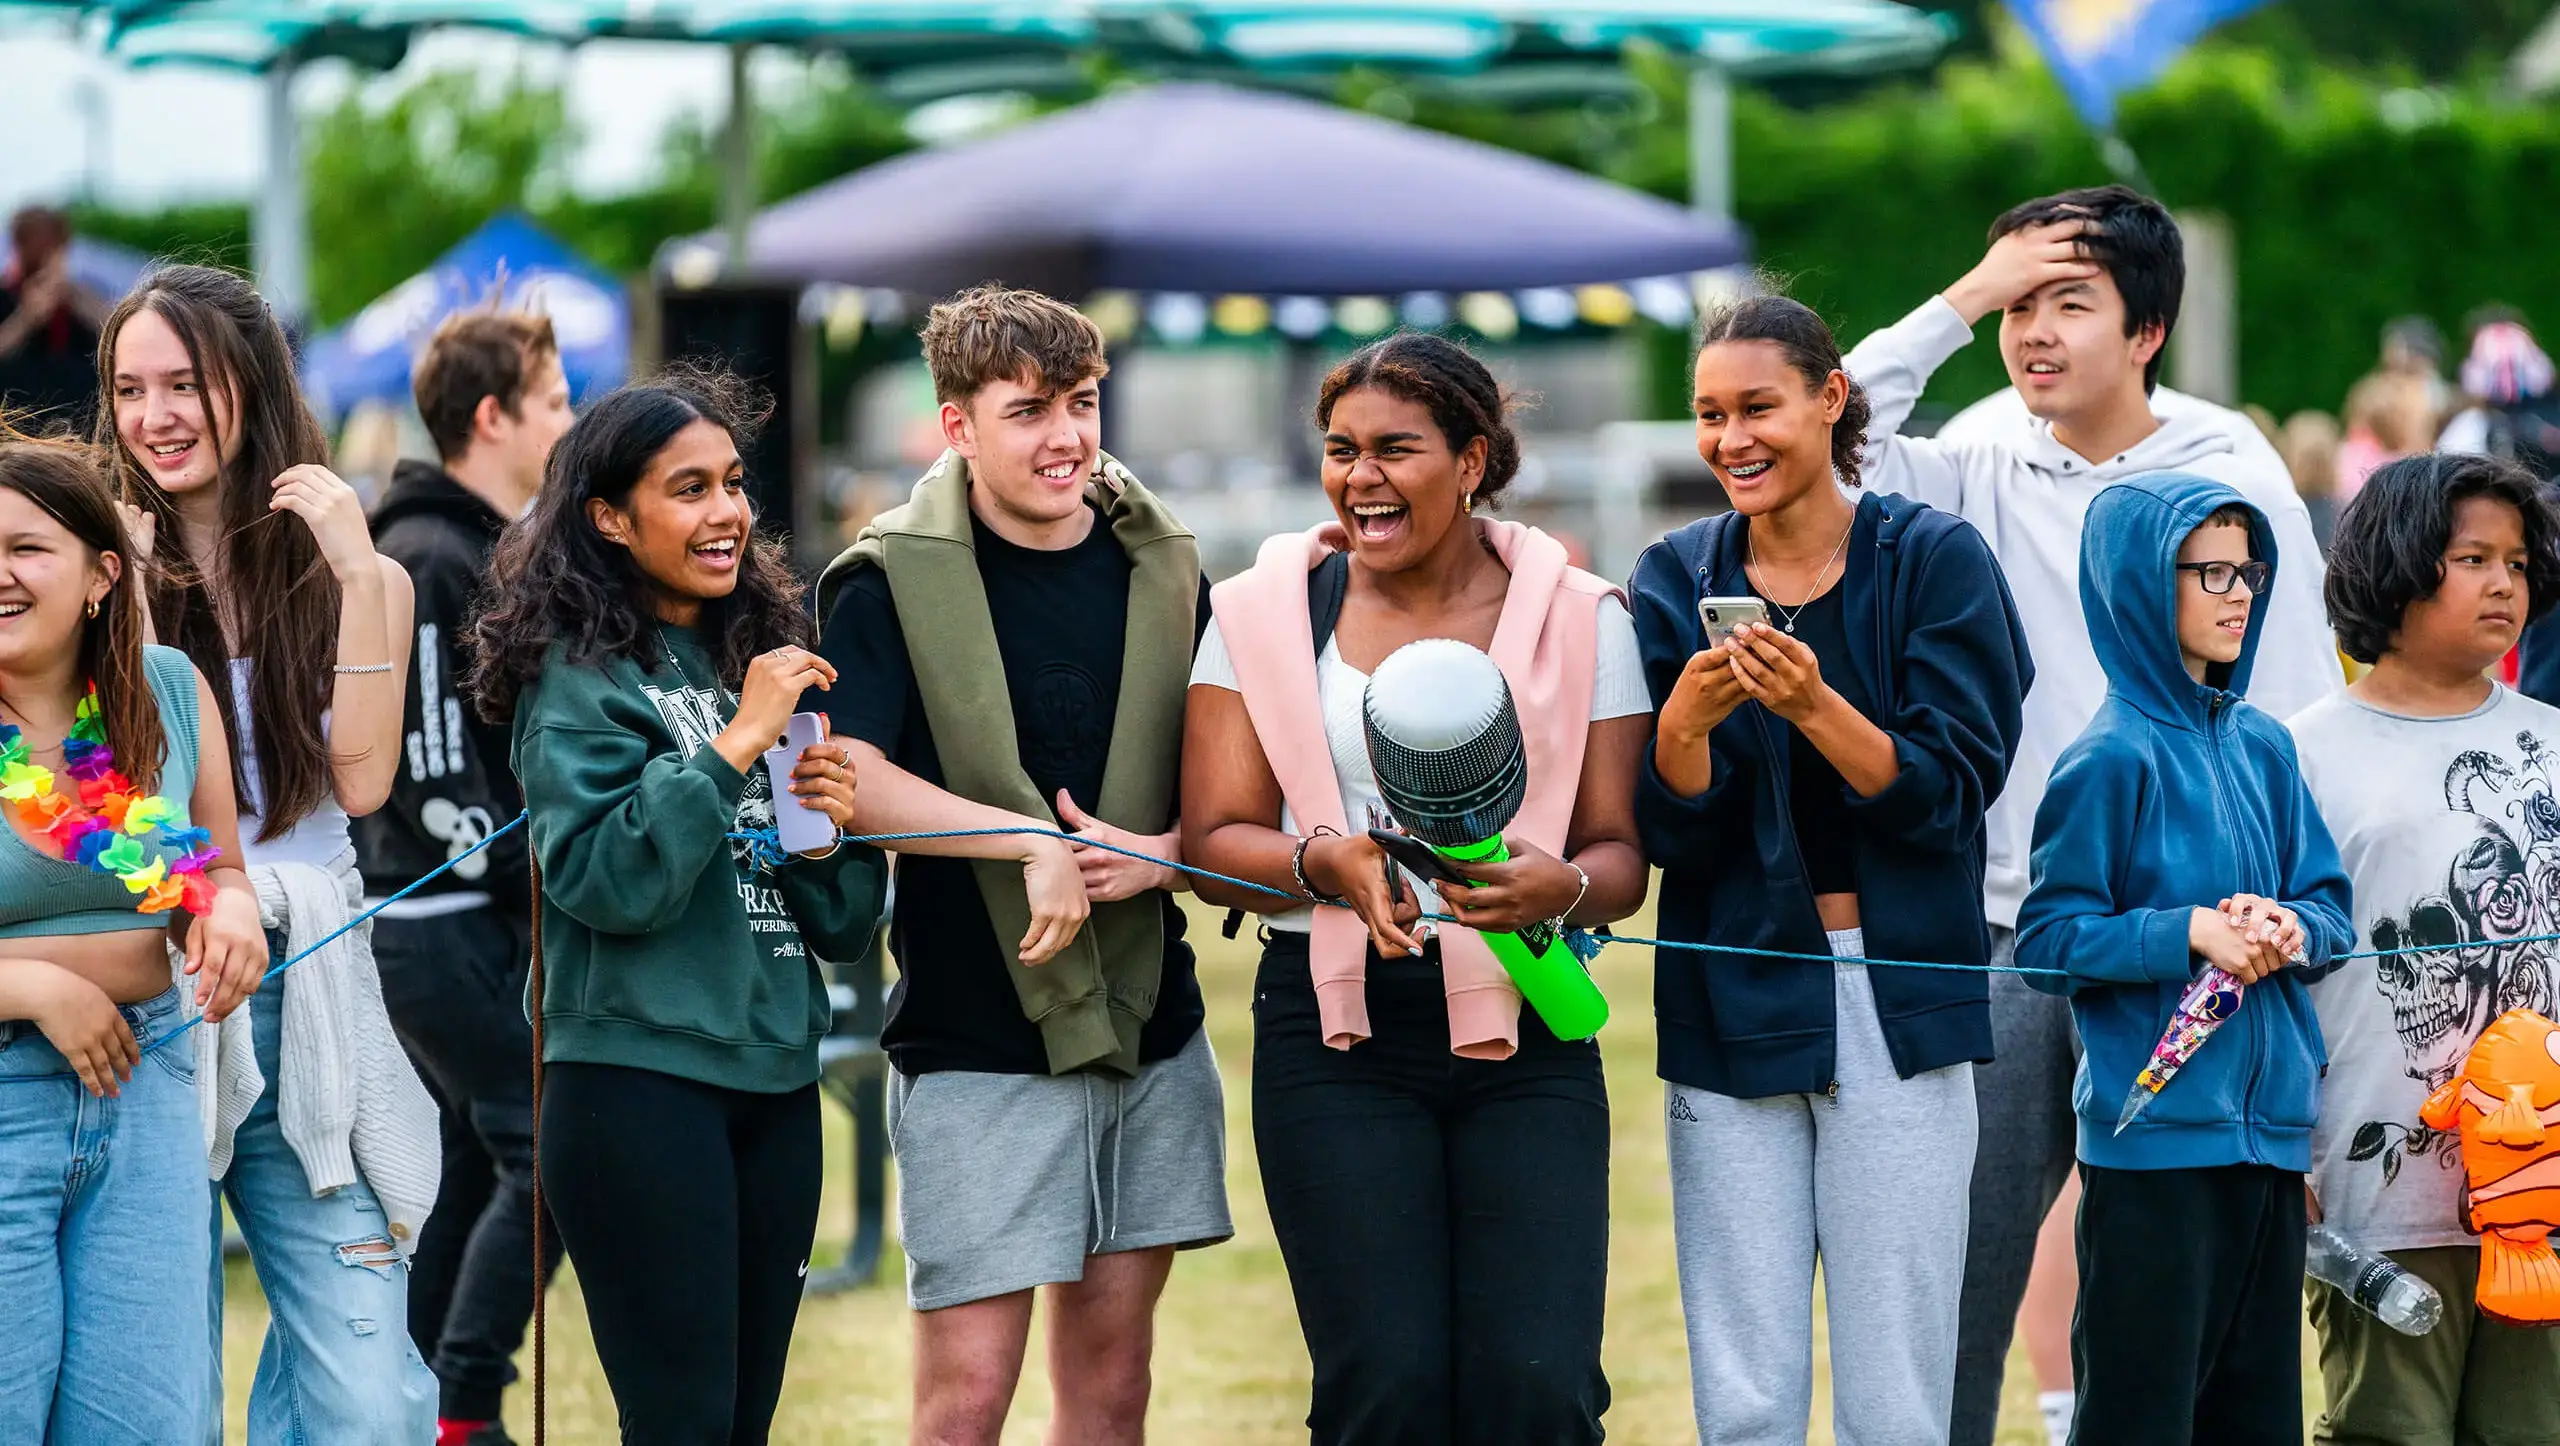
[1706,48,2560,421]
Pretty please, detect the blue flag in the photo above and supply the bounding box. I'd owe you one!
[2004,0,2272,127]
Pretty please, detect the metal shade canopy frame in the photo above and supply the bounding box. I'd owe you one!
[68,0,1944,313]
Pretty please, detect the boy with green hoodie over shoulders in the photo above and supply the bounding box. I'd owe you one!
[2017,471,2354,1446]
[811,284,1230,1446]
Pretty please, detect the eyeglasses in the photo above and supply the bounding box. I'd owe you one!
[2176,560,2272,596]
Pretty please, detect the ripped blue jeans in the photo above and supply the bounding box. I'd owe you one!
[203,962,436,1444]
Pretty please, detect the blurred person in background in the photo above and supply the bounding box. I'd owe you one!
[2378,314,2455,424]
[333,401,407,510]
[2337,370,2436,507]
[2438,308,2560,474]
[359,310,572,1446]
[0,207,110,432]
[2437,311,2560,706]
[2281,410,2344,554]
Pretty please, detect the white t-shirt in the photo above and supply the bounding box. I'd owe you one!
[228,658,354,868]
[2292,684,2560,1250]
[1189,595,1650,932]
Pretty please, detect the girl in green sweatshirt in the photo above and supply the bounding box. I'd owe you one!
[469,369,885,1443]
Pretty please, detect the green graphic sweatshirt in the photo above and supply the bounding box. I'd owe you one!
[513,625,887,1093]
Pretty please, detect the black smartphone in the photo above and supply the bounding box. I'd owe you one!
[1367,828,1474,889]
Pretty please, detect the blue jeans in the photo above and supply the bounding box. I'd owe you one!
[204,966,437,1445]
[0,985,212,1444]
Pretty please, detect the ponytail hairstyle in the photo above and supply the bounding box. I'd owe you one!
[1697,294,1874,489]
[0,431,166,791]
[1315,332,1528,506]
[94,264,339,840]
[470,366,810,724]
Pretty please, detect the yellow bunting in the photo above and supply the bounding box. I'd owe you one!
[1211,295,1271,336]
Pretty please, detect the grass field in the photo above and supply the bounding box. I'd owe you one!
[219,895,2315,1443]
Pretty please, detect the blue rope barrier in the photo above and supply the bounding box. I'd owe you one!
[0,815,529,1086]
[17,802,2517,1089]
[735,820,2555,980]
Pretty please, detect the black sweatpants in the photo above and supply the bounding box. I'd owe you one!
[2072,1162,2307,1446]
[1251,934,1611,1446]
[538,1062,822,1446]
[375,907,560,1421]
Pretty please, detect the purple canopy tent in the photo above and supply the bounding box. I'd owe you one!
[687,82,1746,297]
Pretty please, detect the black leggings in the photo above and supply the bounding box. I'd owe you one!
[1251,934,1612,1446]
[538,1063,821,1446]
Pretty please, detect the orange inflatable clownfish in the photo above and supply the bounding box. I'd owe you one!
[2420,1009,2560,1326]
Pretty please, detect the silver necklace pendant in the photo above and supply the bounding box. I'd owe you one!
[1783,621,1796,634]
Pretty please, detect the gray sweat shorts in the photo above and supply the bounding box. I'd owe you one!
[888,1026,1233,1311]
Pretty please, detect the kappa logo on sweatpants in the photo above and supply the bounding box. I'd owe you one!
[1669,1092,1700,1124]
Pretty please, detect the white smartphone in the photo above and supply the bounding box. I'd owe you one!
[1696,596,1769,649]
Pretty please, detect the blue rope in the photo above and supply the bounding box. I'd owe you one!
[19,802,2512,1087]
[0,815,529,1086]
[737,821,2558,980]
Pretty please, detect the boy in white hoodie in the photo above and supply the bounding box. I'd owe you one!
[1844,184,2343,1446]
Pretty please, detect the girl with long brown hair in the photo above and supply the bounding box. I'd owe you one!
[97,264,438,1442]
[0,433,265,1440]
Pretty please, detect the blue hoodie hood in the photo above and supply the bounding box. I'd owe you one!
[2079,470,2277,728]
[2022,470,2353,1173]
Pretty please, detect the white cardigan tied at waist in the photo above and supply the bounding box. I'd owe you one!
[183,848,440,1256]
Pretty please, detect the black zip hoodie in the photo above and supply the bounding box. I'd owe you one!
[356,459,529,910]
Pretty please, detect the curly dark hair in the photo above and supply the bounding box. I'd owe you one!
[2326,452,2560,665]
[468,366,811,722]
[1315,333,1528,506]
[1696,293,1875,489]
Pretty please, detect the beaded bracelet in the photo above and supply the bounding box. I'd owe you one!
[1291,826,1344,905]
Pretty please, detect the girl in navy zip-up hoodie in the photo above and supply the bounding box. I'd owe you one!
[1629,297,2032,1445]
[2016,470,2351,1446]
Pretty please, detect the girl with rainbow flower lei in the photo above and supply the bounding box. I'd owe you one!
[0,434,266,1440]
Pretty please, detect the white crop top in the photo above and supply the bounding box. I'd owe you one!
[228,658,354,868]
[1189,596,1649,932]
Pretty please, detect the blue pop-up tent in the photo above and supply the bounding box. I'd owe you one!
[303,213,627,417]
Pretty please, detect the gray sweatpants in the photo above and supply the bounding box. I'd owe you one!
[1948,930,2082,1446]
[1668,930,1979,1446]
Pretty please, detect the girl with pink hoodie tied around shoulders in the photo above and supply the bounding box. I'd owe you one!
[1183,333,1650,1445]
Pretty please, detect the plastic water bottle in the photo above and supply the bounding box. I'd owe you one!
[2306,1224,2444,1335]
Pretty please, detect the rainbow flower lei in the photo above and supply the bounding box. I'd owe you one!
[0,687,218,915]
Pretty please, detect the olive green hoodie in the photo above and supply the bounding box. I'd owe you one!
[514,626,887,1093]
[814,450,1196,1078]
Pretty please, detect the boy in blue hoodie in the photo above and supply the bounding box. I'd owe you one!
[2017,471,2353,1446]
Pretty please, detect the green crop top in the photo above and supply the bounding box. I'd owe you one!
[0,645,204,939]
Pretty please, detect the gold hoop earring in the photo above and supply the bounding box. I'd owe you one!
[86,598,100,620]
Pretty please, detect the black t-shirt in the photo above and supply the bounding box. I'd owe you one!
[1747,580,1874,897]
[817,505,1211,1076]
